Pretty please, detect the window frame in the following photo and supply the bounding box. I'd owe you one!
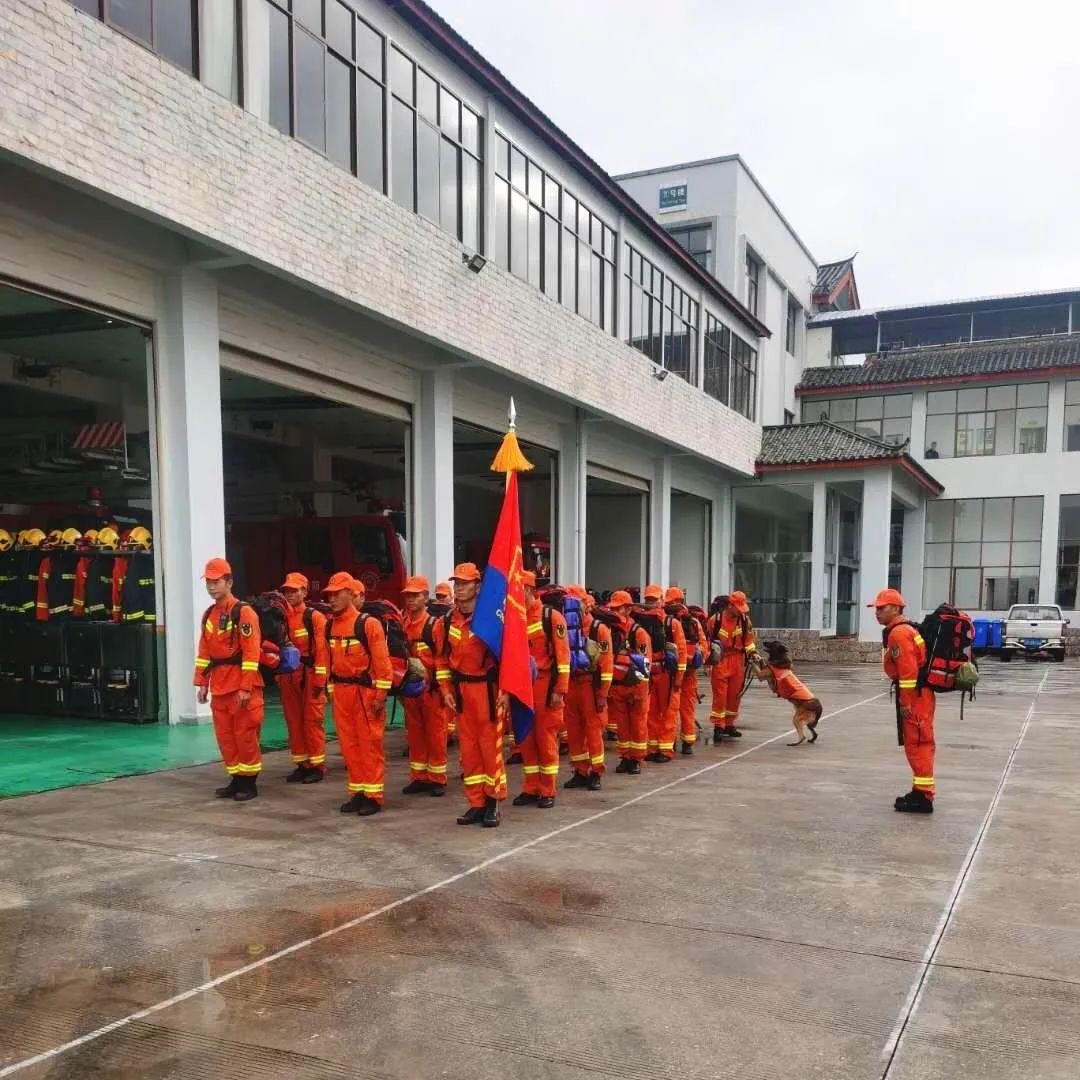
[666,223,713,274]
[745,248,762,317]
[623,242,699,382]
[925,381,1048,459]
[802,394,912,447]
[785,296,799,355]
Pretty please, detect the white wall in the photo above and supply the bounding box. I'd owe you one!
[805,325,834,370]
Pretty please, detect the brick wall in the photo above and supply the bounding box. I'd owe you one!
[0,0,761,476]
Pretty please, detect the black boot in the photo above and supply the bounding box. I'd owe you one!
[537,795,555,809]
[615,757,633,773]
[215,776,240,798]
[713,725,725,744]
[340,793,365,814]
[681,742,694,755]
[513,792,539,806]
[402,779,432,795]
[457,806,485,825]
[604,729,617,742]
[355,795,382,817]
[482,796,501,828]
[301,767,325,784]
[564,772,590,789]
[233,774,258,801]
[895,790,934,814]
[559,741,570,756]
[587,772,602,791]
[285,765,309,783]
[644,751,664,763]
[627,759,641,775]
[429,783,447,797]
[726,727,742,739]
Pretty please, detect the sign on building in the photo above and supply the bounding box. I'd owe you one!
[658,183,688,212]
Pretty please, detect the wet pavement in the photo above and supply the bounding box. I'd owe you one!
[1,661,1077,1079]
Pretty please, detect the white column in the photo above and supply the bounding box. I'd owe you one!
[648,456,672,585]
[556,411,587,584]
[710,485,729,600]
[909,388,928,459]
[901,501,926,615]
[1039,494,1060,606]
[413,368,455,581]
[154,268,225,724]
[809,479,827,631]
[312,446,334,517]
[859,468,894,640]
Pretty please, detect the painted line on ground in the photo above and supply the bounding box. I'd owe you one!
[880,668,1049,1075]
[0,692,883,1077]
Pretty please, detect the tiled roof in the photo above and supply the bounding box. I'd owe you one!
[798,333,1080,391]
[815,257,854,296]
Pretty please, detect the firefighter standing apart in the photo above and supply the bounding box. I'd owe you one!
[400,575,449,796]
[513,572,570,809]
[872,588,936,814]
[324,573,393,817]
[278,572,329,783]
[707,591,756,742]
[563,584,612,790]
[438,562,505,828]
[194,558,264,801]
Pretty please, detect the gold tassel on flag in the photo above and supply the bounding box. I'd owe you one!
[490,396,534,474]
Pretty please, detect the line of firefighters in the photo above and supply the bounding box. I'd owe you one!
[193,559,764,828]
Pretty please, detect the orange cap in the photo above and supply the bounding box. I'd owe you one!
[643,583,663,600]
[202,557,232,580]
[280,572,308,591]
[728,590,750,614]
[664,586,684,603]
[868,587,906,608]
[566,584,588,600]
[434,581,453,598]
[323,571,358,595]
[451,562,482,582]
[609,590,633,608]
[401,575,430,594]
[521,570,537,588]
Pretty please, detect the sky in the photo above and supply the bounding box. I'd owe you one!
[430,0,1080,309]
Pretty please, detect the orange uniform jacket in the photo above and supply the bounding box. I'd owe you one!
[585,613,614,697]
[405,609,448,684]
[882,617,928,708]
[439,609,496,683]
[527,600,571,693]
[285,603,329,687]
[327,608,393,696]
[193,598,263,694]
[707,610,757,660]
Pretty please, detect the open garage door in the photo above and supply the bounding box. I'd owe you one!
[453,421,555,582]
[585,465,648,599]
[671,490,712,607]
[219,360,410,602]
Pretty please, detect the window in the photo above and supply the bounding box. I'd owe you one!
[666,224,713,273]
[1065,381,1080,452]
[1057,494,1080,608]
[785,297,800,355]
[803,395,912,447]
[923,497,1042,610]
[493,135,614,332]
[296,524,333,569]
[80,0,198,72]
[925,383,1048,459]
[703,314,731,407]
[731,334,757,421]
[745,249,761,316]
[622,244,699,382]
[200,0,239,102]
[350,525,392,576]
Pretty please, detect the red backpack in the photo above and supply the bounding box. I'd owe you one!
[917,603,977,694]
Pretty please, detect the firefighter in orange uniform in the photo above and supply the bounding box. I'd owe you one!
[432,580,457,742]
[194,557,265,801]
[641,584,686,762]
[872,588,936,813]
[513,572,570,809]
[438,563,504,828]
[706,591,756,742]
[563,584,612,790]
[606,590,652,774]
[434,581,453,604]
[666,586,707,755]
[400,575,449,796]
[324,572,393,817]
[278,572,329,783]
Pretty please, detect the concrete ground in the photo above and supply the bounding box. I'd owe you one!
[0,660,1077,1079]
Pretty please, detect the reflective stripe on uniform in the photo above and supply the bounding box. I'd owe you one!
[898,679,918,689]
[195,658,210,669]
[527,621,544,635]
[373,679,392,690]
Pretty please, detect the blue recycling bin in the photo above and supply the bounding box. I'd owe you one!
[972,619,991,651]
[989,620,1004,650]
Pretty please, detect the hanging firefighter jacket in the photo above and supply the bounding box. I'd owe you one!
[0,548,17,618]
[109,556,130,623]
[12,551,43,619]
[120,552,156,623]
[71,555,92,617]
[82,555,113,621]
[46,550,80,618]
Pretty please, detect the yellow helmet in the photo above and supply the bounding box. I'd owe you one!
[79,528,99,550]
[44,529,64,550]
[61,528,83,549]
[21,528,46,548]
[125,525,153,552]
[0,529,12,552]
[96,526,120,551]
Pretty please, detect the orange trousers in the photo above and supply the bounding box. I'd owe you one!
[212,687,264,777]
[519,671,563,797]
[277,668,327,770]
[403,688,448,787]
[902,691,936,800]
[456,680,506,807]
[647,669,680,759]
[679,669,700,744]
[709,654,746,729]
[330,683,386,802]
[565,675,607,776]
[610,681,649,761]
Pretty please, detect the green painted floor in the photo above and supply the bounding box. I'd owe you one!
[0,697,405,799]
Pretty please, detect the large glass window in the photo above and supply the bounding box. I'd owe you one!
[925,383,1048,459]
[1065,381,1080,452]
[802,395,912,447]
[1057,495,1080,608]
[731,334,757,421]
[200,0,239,102]
[745,250,761,316]
[622,244,698,381]
[493,135,614,333]
[923,497,1042,610]
[703,314,730,408]
[666,223,713,273]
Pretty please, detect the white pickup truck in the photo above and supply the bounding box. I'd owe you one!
[1000,604,1069,663]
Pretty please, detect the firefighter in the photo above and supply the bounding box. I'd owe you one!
[437,562,504,828]
[513,571,570,809]
[194,557,264,801]
[606,590,652,774]
[563,584,612,790]
[706,591,756,741]
[666,586,707,755]
[324,572,393,816]
[873,588,936,814]
[434,581,453,604]
[278,572,329,783]
[641,584,686,763]
[400,575,449,796]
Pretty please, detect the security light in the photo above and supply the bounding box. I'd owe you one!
[652,366,669,382]
[462,251,487,273]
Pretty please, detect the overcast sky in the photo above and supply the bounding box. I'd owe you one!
[431,0,1080,309]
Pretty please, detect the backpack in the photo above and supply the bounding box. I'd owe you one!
[669,604,705,670]
[202,592,301,681]
[539,588,592,675]
[301,597,333,647]
[885,603,979,697]
[594,607,649,686]
[635,607,679,674]
[361,599,426,698]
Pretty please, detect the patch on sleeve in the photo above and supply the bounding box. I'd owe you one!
[890,644,901,659]
[555,622,566,639]
[240,621,255,638]
[598,639,609,653]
